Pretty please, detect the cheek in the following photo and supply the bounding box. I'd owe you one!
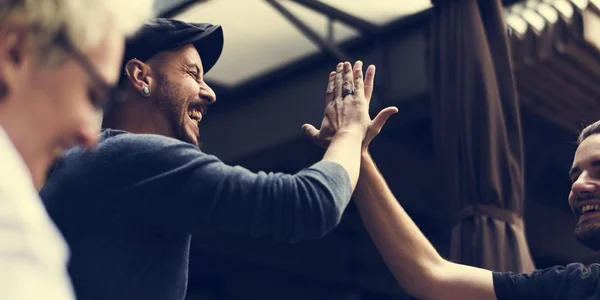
[179,84,199,111]
[568,192,575,207]
[568,191,579,213]
[32,69,95,133]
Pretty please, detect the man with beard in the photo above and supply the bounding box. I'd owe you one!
[304,117,600,298]
[40,18,398,300]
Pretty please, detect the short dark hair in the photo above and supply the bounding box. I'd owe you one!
[578,120,600,144]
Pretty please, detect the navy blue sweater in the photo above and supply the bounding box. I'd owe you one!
[494,263,600,299]
[40,129,352,300]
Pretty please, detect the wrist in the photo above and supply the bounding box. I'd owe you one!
[334,128,365,140]
[360,151,374,167]
[338,123,368,136]
[329,130,363,151]
[361,148,371,157]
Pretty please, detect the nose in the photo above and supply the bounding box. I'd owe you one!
[72,110,102,149]
[572,172,598,196]
[199,82,216,105]
[76,127,99,148]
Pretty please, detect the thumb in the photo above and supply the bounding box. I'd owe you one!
[371,107,398,131]
[302,124,320,139]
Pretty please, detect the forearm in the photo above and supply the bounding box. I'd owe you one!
[322,130,363,190]
[354,153,443,294]
[354,153,495,299]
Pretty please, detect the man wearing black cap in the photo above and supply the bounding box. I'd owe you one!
[40,18,397,300]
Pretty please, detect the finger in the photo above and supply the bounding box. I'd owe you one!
[325,71,336,105]
[334,63,343,101]
[342,61,353,100]
[353,61,364,95]
[302,124,320,139]
[370,106,398,131]
[364,65,376,102]
[353,61,361,72]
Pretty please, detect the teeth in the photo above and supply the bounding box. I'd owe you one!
[188,110,202,120]
[581,204,600,214]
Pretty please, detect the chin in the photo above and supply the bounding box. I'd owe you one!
[189,136,200,148]
[174,124,200,147]
[32,169,47,191]
[574,221,600,251]
[185,130,200,147]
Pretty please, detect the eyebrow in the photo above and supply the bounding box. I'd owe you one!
[569,159,600,179]
[569,167,579,179]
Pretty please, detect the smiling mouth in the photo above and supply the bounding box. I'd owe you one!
[581,204,600,215]
[187,108,203,123]
[580,204,600,215]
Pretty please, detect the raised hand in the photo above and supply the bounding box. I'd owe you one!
[302,61,370,147]
[303,61,398,152]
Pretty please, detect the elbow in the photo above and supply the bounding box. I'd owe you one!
[292,179,349,240]
[314,195,345,238]
[299,194,345,240]
[400,258,452,300]
[280,166,352,241]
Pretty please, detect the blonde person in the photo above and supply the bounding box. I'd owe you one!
[0,1,151,299]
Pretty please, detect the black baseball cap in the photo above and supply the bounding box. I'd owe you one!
[120,18,224,84]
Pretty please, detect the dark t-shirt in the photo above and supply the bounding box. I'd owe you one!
[40,129,352,300]
[493,263,600,299]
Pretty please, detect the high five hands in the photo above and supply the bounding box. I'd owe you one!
[303,61,398,152]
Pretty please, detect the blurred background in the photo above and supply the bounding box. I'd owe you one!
[151,0,600,299]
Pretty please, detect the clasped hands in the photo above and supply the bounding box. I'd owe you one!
[303,61,398,152]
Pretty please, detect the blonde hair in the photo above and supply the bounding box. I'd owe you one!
[0,0,152,65]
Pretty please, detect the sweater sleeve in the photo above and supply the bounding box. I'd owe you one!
[493,263,600,300]
[107,134,353,242]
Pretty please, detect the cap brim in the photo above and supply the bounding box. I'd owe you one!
[175,25,224,75]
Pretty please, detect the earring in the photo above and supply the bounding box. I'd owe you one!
[141,85,151,97]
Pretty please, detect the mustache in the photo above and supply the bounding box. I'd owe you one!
[576,193,600,202]
[189,102,208,116]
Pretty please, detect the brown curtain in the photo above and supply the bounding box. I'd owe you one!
[430,0,535,273]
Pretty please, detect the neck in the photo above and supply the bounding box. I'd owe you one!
[102,94,174,138]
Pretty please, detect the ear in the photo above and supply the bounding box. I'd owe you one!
[0,27,28,100]
[124,59,154,97]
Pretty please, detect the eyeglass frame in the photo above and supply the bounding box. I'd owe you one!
[53,29,124,109]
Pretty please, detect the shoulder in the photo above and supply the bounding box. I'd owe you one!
[71,129,205,165]
[50,130,210,180]
[93,130,222,171]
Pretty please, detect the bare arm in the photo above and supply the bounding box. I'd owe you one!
[354,152,496,300]
[321,130,362,188]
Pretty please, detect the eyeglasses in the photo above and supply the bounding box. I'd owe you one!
[53,29,123,109]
